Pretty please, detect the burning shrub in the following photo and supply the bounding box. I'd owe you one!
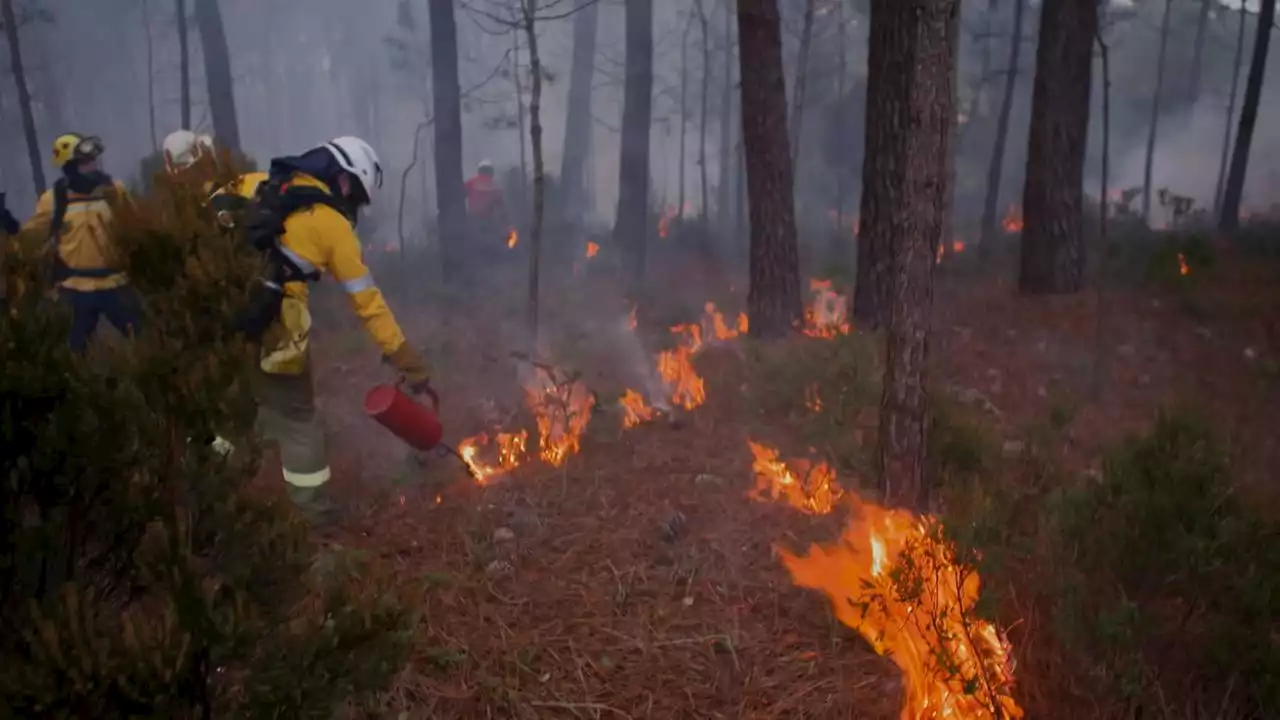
[0,170,413,715]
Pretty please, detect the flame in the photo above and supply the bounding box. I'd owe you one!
[506,227,518,248]
[522,368,596,467]
[1001,205,1024,233]
[586,241,600,258]
[702,302,745,341]
[747,441,843,515]
[627,303,638,330]
[619,388,656,428]
[750,442,1024,719]
[803,279,851,338]
[952,239,966,254]
[936,243,945,265]
[656,323,707,411]
[804,384,823,413]
[737,312,749,334]
[1177,252,1189,276]
[458,430,528,483]
[658,206,678,239]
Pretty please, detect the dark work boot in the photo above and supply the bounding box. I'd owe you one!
[287,484,343,528]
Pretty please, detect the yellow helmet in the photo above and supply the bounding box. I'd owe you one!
[51,132,104,168]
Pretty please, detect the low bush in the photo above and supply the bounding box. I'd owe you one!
[0,168,414,717]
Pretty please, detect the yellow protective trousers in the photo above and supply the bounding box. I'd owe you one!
[252,365,330,490]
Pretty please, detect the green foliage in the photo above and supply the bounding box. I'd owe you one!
[1051,411,1280,713]
[0,170,413,717]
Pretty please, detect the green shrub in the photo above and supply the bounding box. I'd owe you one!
[0,169,413,717]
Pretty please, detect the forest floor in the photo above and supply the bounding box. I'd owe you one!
[261,241,1280,719]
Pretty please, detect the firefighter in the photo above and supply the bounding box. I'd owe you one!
[162,129,211,173]
[23,133,142,353]
[464,159,508,258]
[213,137,433,524]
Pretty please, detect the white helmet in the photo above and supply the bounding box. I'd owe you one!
[324,135,383,205]
[196,134,214,152]
[477,158,494,174]
[162,129,200,170]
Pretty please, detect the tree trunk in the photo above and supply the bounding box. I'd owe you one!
[614,0,654,293]
[193,0,240,150]
[678,15,691,220]
[1214,3,1247,216]
[1018,0,1096,296]
[738,0,802,338]
[1219,0,1274,232]
[715,0,734,233]
[429,0,467,278]
[559,0,598,225]
[1140,0,1173,226]
[1092,26,1112,400]
[696,0,711,220]
[979,0,1025,248]
[1,0,45,194]
[177,0,191,130]
[143,0,158,150]
[790,0,816,171]
[524,3,546,347]
[833,4,847,229]
[1187,0,1211,105]
[865,0,958,513]
[512,24,528,198]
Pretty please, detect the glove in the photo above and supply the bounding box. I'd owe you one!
[385,342,434,397]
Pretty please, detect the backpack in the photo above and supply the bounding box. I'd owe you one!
[233,174,348,341]
[46,175,123,284]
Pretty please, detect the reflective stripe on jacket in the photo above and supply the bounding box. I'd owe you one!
[221,171,408,373]
[24,182,130,292]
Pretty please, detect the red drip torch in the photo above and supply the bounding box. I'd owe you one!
[364,384,444,451]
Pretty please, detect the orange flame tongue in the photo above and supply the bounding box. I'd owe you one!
[506,227,518,248]
[803,279,852,338]
[619,388,656,428]
[585,240,600,258]
[747,441,843,514]
[458,430,528,483]
[1001,204,1024,233]
[523,367,596,467]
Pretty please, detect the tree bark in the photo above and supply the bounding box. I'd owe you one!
[865,0,958,513]
[1187,0,1211,105]
[1140,0,1173,226]
[559,0,598,225]
[738,0,802,338]
[193,0,240,151]
[696,0,710,220]
[790,0,816,171]
[979,0,1025,248]
[614,0,654,293]
[1018,0,1096,296]
[523,2,546,347]
[1,0,45,194]
[512,23,528,197]
[1219,0,1274,232]
[678,15,691,219]
[833,4,847,229]
[143,0,158,150]
[715,0,734,233]
[1214,3,1247,217]
[177,0,191,130]
[429,0,468,278]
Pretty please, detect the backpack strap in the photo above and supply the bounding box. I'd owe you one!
[245,178,348,285]
[47,177,69,251]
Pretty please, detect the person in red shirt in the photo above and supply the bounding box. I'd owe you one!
[464,160,509,259]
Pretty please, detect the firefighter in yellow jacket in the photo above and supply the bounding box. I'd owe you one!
[23,133,142,353]
[212,136,431,523]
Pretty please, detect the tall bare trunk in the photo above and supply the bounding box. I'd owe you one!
[979,0,1025,248]
[678,15,690,219]
[523,2,546,346]
[1018,0,1096,295]
[614,0,654,293]
[1093,24,1112,400]
[1187,0,1211,105]
[866,0,958,512]
[1219,0,1273,232]
[1141,0,1173,226]
[715,0,734,233]
[1214,4,1247,216]
[1,0,45,194]
[833,5,847,229]
[559,1,598,224]
[512,24,528,197]
[177,0,191,129]
[696,0,710,219]
[790,0,816,171]
[143,0,158,150]
[738,0,802,337]
[193,0,240,150]
[429,0,467,278]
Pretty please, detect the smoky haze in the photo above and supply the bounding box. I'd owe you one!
[0,0,1275,245]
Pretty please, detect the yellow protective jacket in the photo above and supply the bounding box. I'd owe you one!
[215,171,408,375]
[24,180,131,292]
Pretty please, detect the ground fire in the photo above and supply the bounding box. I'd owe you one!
[1001,204,1024,233]
[750,441,1023,719]
[506,227,518,248]
[803,279,852,338]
